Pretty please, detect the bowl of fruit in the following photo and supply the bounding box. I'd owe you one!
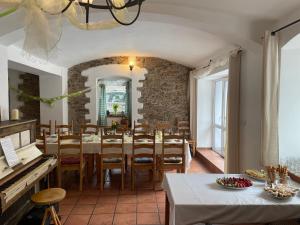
[216,177,253,190]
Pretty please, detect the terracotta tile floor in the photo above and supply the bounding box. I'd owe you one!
[58,158,210,225]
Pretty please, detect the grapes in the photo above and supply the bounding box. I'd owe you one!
[216,177,253,189]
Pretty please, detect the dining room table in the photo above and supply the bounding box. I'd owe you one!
[162,173,300,225]
[37,134,192,179]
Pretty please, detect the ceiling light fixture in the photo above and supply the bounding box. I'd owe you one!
[129,56,136,71]
[0,0,146,56]
[64,0,145,25]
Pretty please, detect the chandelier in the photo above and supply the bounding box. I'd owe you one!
[75,0,144,25]
[0,0,146,56]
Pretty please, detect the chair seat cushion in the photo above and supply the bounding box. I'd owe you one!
[134,157,153,163]
[103,158,122,163]
[164,157,182,163]
[61,157,80,165]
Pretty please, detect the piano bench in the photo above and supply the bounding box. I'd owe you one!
[31,188,66,225]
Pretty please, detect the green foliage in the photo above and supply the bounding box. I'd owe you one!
[10,87,91,107]
[112,103,119,114]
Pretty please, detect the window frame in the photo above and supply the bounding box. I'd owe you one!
[212,77,228,157]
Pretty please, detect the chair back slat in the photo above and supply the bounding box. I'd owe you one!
[81,124,99,135]
[155,121,171,131]
[162,130,185,160]
[100,132,124,157]
[55,120,73,135]
[58,131,83,163]
[37,120,51,136]
[132,130,155,158]
[134,120,150,134]
[133,134,154,140]
[177,120,191,139]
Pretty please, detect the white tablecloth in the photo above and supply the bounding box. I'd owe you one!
[162,173,300,225]
[42,137,192,171]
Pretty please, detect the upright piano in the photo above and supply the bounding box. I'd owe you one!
[0,120,57,225]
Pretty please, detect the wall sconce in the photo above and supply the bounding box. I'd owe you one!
[128,56,136,71]
[129,63,134,71]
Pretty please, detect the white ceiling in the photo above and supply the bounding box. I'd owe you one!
[12,21,233,67]
[1,0,300,68]
[144,0,300,21]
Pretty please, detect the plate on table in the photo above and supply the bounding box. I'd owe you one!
[245,169,266,181]
[265,184,299,200]
[216,177,253,190]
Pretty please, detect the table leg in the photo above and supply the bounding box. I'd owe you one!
[86,154,94,181]
[165,193,170,225]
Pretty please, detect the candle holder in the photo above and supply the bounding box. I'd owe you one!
[11,109,20,121]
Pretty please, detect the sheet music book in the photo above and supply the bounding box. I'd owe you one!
[0,138,20,167]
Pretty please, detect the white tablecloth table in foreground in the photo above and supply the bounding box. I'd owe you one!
[162,173,300,225]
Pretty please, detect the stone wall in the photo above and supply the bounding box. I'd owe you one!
[68,57,192,132]
[18,74,40,123]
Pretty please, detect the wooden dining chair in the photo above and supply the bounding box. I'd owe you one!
[157,130,185,181]
[55,120,73,135]
[57,131,86,191]
[155,121,171,131]
[177,120,196,157]
[131,130,156,190]
[134,120,150,134]
[80,124,99,135]
[120,118,129,129]
[97,131,125,191]
[37,120,51,136]
[36,130,48,154]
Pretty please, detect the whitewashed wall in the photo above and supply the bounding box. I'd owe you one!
[39,70,68,133]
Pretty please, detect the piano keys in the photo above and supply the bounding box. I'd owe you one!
[0,120,57,225]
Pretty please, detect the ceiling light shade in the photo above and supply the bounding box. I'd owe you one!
[0,0,146,56]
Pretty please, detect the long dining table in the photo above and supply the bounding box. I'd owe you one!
[38,134,192,179]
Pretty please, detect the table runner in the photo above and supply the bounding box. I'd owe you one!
[162,173,300,225]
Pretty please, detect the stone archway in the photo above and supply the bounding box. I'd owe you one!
[68,56,192,132]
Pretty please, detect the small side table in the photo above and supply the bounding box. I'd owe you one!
[31,188,66,225]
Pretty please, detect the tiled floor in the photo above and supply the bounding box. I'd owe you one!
[58,158,210,225]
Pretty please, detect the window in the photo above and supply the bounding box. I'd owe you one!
[106,85,127,113]
[98,79,131,126]
[212,78,228,156]
[279,34,300,174]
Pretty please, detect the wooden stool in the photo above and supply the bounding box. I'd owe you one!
[31,188,66,225]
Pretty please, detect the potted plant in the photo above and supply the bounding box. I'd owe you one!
[111,121,119,134]
[112,103,119,115]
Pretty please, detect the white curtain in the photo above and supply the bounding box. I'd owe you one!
[189,73,197,141]
[225,51,242,173]
[261,31,280,166]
